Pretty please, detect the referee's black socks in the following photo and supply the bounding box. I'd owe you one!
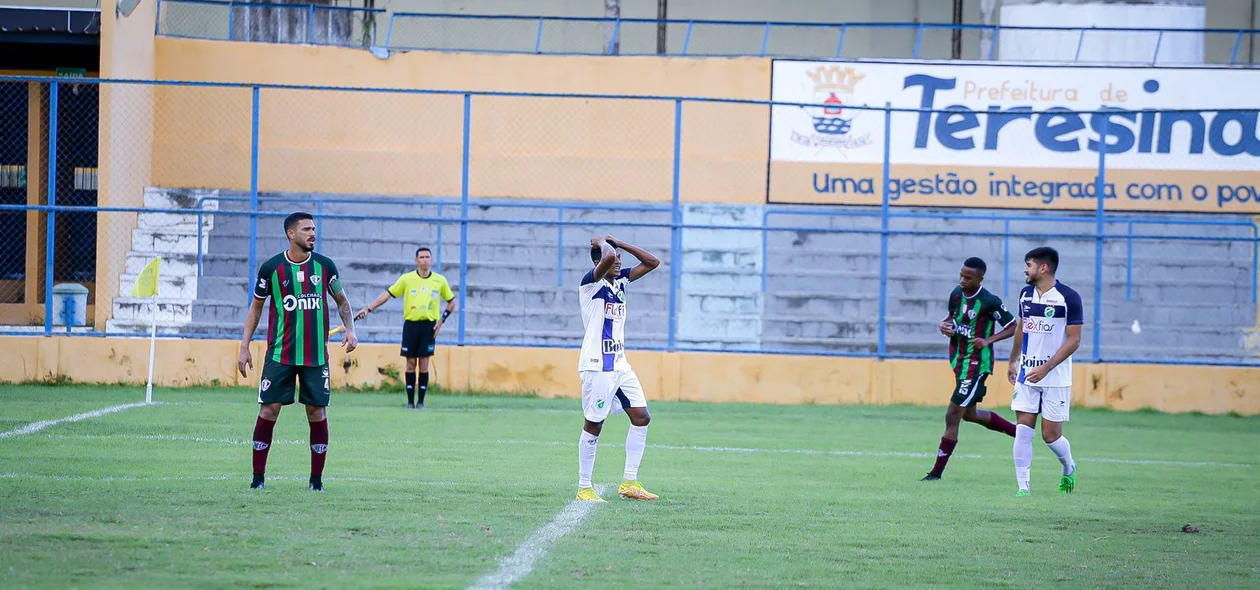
[418,372,430,405]
[405,371,416,406]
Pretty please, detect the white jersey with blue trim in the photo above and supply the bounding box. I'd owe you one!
[1016,280,1084,388]
[578,268,631,373]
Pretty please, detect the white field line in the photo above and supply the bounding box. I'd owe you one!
[0,402,160,439]
[467,484,612,590]
[35,433,1253,468]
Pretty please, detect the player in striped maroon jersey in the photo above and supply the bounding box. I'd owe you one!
[237,212,357,492]
[922,257,1019,481]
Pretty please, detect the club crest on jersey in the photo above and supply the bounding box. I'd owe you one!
[1044,306,1056,318]
[311,275,322,286]
[967,309,977,320]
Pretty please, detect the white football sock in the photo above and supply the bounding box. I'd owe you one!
[623,425,648,481]
[1014,424,1035,490]
[1046,436,1075,475]
[578,430,598,489]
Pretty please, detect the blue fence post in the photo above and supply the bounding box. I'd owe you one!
[227,1,234,40]
[385,13,396,48]
[247,86,260,301]
[155,0,163,36]
[458,93,471,346]
[1092,115,1107,362]
[1125,220,1133,300]
[1229,30,1244,65]
[1074,28,1087,62]
[759,22,771,57]
[1002,219,1010,301]
[307,4,316,44]
[1150,30,1164,65]
[988,25,1000,60]
[197,205,205,278]
[1253,222,1258,304]
[610,18,622,55]
[682,21,694,55]
[43,81,59,336]
[877,102,892,358]
[534,18,544,54]
[556,208,564,287]
[667,99,683,352]
[760,210,769,293]
[834,24,847,58]
[912,23,924,58]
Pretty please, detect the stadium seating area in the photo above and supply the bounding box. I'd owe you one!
[106,187,1258,362]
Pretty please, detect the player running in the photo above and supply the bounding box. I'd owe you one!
[237,212,358,492]
[1008,247,1082,497]
[575,235,660,502]
[356,247,457,409]
[922,257,1019,481]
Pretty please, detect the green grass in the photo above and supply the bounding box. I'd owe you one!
[0,384,1257,589]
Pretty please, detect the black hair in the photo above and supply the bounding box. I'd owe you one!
[590,239,619,263]
[284,211,313,233]
[962,257,987,276]
[415,247,432,257]
[1025,246,1059,275]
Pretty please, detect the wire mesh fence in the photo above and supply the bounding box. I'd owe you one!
[1,76,1256,366]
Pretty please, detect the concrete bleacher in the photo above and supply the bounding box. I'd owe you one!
[107,188,1259,363]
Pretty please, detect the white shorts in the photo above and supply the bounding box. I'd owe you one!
[1011,383,1072,422]
[580,370,647,423]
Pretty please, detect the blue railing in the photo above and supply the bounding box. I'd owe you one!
[1,76,1258,366]
[149,2,1260,65]
[380,13,1260,64]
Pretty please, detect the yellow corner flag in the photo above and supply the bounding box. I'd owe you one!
[132,257,161,298]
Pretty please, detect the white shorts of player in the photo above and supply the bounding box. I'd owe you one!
[1011,383,1072,422]
[580,369,647,423]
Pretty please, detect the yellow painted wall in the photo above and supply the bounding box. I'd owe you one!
[3,336,1257,416]
[148,38,771,204]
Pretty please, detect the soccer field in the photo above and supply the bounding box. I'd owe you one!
[0,384,1256,589]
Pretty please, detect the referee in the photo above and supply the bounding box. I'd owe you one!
[356,247,457,409]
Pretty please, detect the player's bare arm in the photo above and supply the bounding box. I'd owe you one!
[1007,324,1024,385]
[974,320,1017,348]
[606,235,660,282]
[332,290,359,354]
[939,317,955,337]
[355,290,393,321]
[591,236,617,278]
[237,299,265,377]
[1024,324,1081,384]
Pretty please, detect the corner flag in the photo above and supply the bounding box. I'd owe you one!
[132,257,161,298]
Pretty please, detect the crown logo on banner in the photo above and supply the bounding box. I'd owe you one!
[806,65,866,92]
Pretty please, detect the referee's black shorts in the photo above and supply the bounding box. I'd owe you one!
[400,319,437,358]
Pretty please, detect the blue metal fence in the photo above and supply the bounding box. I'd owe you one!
[1,76,1257,367]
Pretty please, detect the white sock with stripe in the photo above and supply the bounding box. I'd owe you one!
[1014,424,1035,491]
[1047,436,1075,475]
[623,425,648,481]
[578,430,598,489]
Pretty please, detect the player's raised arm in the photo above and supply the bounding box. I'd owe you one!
[606,235,660,282]
[591,236,618,279]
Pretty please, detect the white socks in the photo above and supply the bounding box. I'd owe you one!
[623,425,648,481]
[1047,436,1075,476]
[1013,424,1035,491]
[578,431,598,489]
